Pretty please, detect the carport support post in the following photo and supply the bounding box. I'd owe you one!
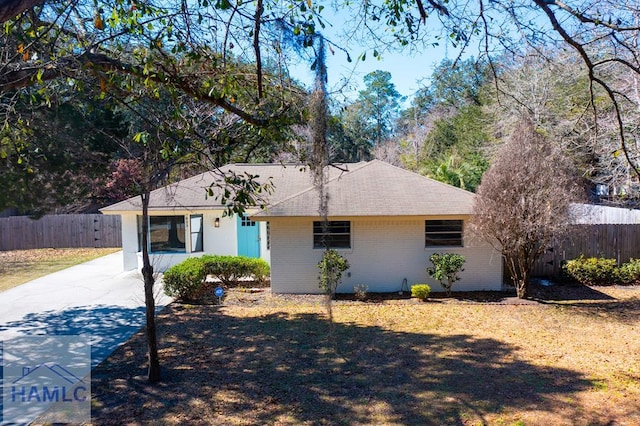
[141,190,161,383]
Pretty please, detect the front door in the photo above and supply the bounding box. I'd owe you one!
[237,214,260,258]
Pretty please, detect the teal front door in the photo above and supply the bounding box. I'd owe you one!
[237,214,260,258]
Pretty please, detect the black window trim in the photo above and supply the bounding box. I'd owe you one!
[425,219,464,248]
[313,220,351,249]
[148,215,187,254]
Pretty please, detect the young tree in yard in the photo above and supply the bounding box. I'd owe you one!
[472,118,583,298]
[427,253,465,297]
[0,0,305,384]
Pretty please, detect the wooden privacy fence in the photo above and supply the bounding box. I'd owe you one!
[0,214,121,250]
[533,224,640,279]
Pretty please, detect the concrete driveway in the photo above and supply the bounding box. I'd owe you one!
[0,251,172,367]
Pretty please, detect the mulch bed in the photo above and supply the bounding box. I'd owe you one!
[185,280,623,307]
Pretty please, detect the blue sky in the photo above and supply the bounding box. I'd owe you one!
[288,8,464,105]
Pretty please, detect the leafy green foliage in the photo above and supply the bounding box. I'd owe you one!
[328,112,373,163]
[163,255,270,301]
[426,59,491,108]
[317,249,350,297]
[422,152,487,192]
[356,70,404,147]
[619,259,640,285]
[564,256,640,286]
[163,257,208,300]
[397,60,491,192]
[411,284,431,300]
[0,93,125,214]
[201,255,270,287]
[427,253,465,296]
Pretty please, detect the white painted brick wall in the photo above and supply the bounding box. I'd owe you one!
[269,217,503,294]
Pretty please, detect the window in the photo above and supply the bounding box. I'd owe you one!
[425,220,463,247]
[241,215,256,227]
[190,215,203,252]
[149,216,186,253]
[266,222,271,250]
[313,221,351,249]
[136,215,143,252]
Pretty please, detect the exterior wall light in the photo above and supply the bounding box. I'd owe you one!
[214,218,220,228]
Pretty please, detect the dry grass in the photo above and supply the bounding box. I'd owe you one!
[91,284,640,425]
[0,248,120,292]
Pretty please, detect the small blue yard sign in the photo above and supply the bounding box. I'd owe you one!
[214,287,224,298]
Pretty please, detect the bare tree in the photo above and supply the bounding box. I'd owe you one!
[487,50,640,205]
[471,118,583,298]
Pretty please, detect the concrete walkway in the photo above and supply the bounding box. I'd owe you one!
[0,251,172,367]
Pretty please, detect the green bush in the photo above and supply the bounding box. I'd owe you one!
[318,249,350,297]
[201,255,270,287]
[411,284,431,300]
[248,258,271,285]
[163,255,271,300]
[163,257,207,300]
[563,256,620,285]
[618,258,640,285]
[427,253,466,296]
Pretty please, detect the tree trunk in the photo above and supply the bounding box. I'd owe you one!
[515,280,529,298]
[141,191,161,383]
[515,266,531,299]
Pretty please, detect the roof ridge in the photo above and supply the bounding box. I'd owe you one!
[370,159,476,195]
[226,162,306,167]
[324,161,369,184]
[255,161,366,214]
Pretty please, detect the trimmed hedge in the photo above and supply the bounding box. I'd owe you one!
[163,255,270,301]
[163,257,207,301]
[563,255,640,286]
[201,255,270,287]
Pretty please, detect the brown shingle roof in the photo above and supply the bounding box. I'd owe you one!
[100,163,316,212]
[100,160,474,216]
[254,160,475,217]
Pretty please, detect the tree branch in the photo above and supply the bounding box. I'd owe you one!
[0,51,276,126]
[0,0,43,24]
[534,0,640,180]
[549,0,639,32]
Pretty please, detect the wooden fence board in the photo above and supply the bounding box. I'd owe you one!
[533,224,640,278]
[0,214,121,250]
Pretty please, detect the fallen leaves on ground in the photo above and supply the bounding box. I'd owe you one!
[91,284,640,425]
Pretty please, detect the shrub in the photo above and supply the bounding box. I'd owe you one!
[427,253,466,296]
[318,249,350,297]
[163,257,207,300]
[163,255,271,300]
[411,284,431,301]
[353,284,368,301]
[249,257,271,286]
[617,258,640,285]
[563,256,620,285]
[201,255,270,287]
